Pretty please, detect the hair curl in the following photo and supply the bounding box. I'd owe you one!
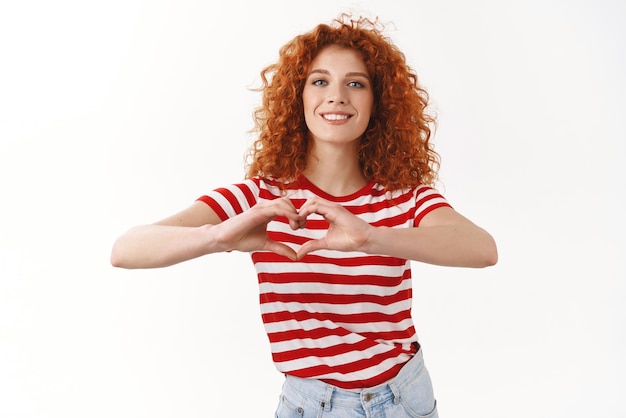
[246,13,440,190]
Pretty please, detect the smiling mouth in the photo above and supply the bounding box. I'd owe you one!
[321,113,351,121]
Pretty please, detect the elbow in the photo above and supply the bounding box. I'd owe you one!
[480,235,498,267]
[110,240,132,269]
[110,246,125,268]
[483,249,498,267]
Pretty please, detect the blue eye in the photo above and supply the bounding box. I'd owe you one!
[312,79,327,86]
[347,81,364,88]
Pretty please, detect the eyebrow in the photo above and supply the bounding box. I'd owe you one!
[308,69,370,79]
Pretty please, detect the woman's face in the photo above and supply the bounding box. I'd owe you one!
[302,45,373,147]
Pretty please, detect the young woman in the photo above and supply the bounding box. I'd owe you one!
[111,14,497,417]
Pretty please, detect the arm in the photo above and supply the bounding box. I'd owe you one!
[110,201,225,269]
[111,198,304,269]
[366,206,498,268]
[296,198,497,268]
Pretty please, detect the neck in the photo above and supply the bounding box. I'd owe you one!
[303,141,367,196]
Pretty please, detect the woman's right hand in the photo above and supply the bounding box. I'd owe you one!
[212,197,303,260]
[111,197,304,269]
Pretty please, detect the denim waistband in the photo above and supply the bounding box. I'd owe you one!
[283,348,426,411]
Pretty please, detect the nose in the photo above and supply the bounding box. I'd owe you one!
[327,85,347,105]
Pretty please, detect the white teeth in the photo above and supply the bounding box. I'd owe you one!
[322,114,349,121]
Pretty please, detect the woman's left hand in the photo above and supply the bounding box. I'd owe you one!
[295,196,373,259]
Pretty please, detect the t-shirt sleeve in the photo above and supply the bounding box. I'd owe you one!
[413,185,452,226]
[196,178,261,222]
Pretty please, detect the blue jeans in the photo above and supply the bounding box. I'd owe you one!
[275,349,438,417]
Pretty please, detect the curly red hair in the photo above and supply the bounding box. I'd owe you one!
[246,13,440,190]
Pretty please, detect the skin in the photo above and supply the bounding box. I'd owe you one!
[111,45,497,269]
[301,45,372,196]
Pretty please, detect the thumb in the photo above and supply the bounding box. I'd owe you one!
[296,239,325,260]
[264,240,298,261]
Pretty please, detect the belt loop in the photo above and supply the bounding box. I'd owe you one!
[322,385,333,411]
[389,381,401,405]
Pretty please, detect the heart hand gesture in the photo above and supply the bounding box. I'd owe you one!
[295,196,373,259]
[213,197,304,260]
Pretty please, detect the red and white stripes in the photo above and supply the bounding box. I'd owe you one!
[198,176,450,389]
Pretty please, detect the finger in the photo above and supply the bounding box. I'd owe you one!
[288,219,305,230]
[271,197,307,229]
[264,240,297,261]
[297,198,338,222]
[296,197,320,216]
[296,239,325,260]
[275,197,305,223]
[251,202,300,231]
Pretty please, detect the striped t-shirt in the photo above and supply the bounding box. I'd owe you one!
[197,176,450,390]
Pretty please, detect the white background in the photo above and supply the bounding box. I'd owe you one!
[1,0,624,417]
